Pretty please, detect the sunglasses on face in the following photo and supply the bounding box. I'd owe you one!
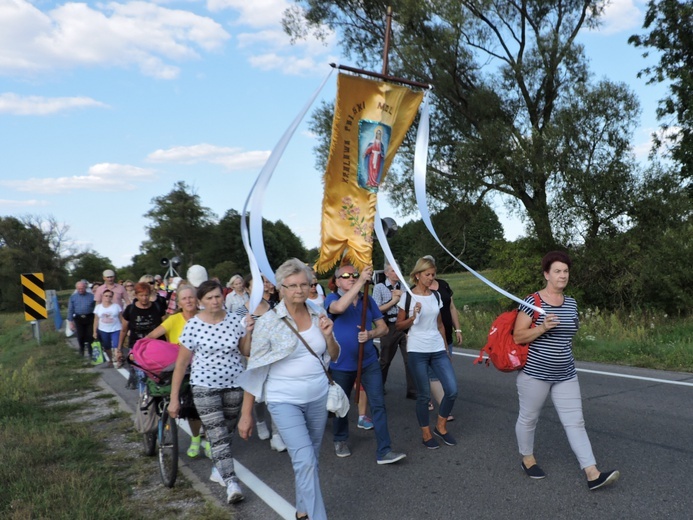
[310,283,318,287]
[338,272,360,279]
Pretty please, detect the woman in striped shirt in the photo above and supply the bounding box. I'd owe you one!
[513,251,619,491]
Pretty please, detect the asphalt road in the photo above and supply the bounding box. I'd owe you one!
[82,339,693,520]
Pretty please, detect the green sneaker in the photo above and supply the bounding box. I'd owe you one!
[187,436,201,458]
[203,440,212,459]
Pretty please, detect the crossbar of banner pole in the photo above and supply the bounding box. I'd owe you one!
[330,63,431,90]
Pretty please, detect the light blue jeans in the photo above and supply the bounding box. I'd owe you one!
[268,393,328,520]
[408,350,458,427]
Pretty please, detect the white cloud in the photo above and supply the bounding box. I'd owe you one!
[0,92,108,115]
[206,0,290,27]
[147,144,270,170]
[0,198,49,208]
[236,27,336,76]
[594,0,643,35]
[0,163,157,194]
[0,0,230,79]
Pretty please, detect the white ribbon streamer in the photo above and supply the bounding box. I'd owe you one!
[412,93,544,314]
[243,67,334,314]
[375,204,422,325]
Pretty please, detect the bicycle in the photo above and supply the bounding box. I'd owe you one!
[140,372,185,488]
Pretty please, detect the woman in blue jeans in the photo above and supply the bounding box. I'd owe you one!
[238,259,340,520]
[396,256,458,449]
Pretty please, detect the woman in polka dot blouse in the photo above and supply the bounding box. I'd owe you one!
[168,280,254,505]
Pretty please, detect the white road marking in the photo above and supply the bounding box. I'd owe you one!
[454,351,693,387]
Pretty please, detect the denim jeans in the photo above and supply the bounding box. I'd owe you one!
[97,329,120,352]
[428,342,453,381]
[408,351,458,427]
[331,360,392,459]
[268,394,329,520]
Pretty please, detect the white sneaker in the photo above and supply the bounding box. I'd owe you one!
[209,466,225,487]
[256,421,270,440]
[270,433,287,452]
[226,480,244,504]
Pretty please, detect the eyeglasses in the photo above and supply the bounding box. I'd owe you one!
[148,281,155,285]
[338,272,360,279]
[310,283,318,287]
[281,283,310,291]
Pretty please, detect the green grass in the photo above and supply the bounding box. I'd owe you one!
[0,313,229,520]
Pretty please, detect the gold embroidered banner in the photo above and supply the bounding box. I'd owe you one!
[315,73,423,273]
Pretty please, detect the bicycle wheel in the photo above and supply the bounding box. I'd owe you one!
[142,431,156,456]
[158,408,178,487]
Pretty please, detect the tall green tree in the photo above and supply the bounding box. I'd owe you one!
[199,210,308,277]
[287,0,641,250]
[69,251,114,285]
[629,0,693,174]
[383,202,504,274]
[0,217,67,311]
[142,181,216,270]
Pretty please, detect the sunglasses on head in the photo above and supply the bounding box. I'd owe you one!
[338,272,360,279]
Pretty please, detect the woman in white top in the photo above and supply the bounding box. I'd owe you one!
[92,289,122,367]
[307,275,325,306]
[237,259,340,520]
[225,274,249,313]
[396,257,458,450]
[168,280,253,505]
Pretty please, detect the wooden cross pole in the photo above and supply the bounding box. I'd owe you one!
[354,6,393,405]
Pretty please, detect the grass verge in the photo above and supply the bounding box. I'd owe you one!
[0,313,229,520]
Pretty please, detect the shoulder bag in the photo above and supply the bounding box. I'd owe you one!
[280,316,350,418]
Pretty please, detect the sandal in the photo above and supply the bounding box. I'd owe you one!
[187,436,201,458]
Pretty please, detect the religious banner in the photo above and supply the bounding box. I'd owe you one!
[315,73,424,273]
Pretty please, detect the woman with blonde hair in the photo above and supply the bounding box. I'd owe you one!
[146,284,206,459]
[396,257,458,450]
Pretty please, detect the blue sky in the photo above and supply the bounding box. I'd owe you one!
[0,0,666,269]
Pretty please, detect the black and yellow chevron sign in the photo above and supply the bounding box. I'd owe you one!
[20,273,48,321]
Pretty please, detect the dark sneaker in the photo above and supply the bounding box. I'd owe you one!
[588,470,620,490]
[433,427,457,446]
[422,437,440,450]
[377,451,406,465]
[334,441,351,458]
[521,461,546,479]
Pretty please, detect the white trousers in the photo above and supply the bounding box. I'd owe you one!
[515,371,596,469]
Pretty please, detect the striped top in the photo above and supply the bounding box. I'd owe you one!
[520,294,579,382]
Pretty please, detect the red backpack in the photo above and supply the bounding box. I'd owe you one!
[474,293,541,372]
